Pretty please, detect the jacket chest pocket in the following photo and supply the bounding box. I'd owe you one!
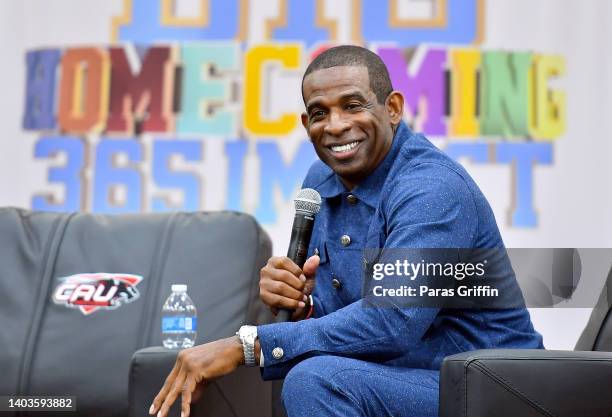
[324,243,366,305]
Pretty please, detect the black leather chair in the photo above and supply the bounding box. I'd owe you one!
[0,208,276,417]
[439,264,612,417]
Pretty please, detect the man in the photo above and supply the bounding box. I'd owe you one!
[149,45,543,417]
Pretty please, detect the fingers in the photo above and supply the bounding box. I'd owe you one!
[261,265,306,292]
[149,361,180,415]
[150,339,243,417]
[268,256,302,277]
[157,370,187,417]
[259,256,318,313]
[302,255,320,277]
[260,288,306,310]
[259,257,308,312]
[263,270,306,299]
[181,377,197,417]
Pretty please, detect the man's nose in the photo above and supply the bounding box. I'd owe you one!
[323,110,351,136]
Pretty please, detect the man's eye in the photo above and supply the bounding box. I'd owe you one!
[310,110,325,120]
[346,103,362,111]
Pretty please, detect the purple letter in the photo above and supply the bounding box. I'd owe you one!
[378,47,447,136]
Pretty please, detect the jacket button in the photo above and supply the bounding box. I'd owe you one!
[340,234,351,246]
[272,347,284,360]
[331,278,342,289]
[347,194,358,205]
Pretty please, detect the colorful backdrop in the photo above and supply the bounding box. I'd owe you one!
[1,0,611,349]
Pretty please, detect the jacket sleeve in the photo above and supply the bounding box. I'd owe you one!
[257,174,479,380]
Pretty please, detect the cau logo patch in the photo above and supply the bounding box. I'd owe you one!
[52,273,143,315]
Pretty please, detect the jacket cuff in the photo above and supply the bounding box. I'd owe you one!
[257,318,319,379]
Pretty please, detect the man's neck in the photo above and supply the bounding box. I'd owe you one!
[339,176,358,191]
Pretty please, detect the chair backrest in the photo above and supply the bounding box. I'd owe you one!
[575,266,612,351]
[0,208,272,417]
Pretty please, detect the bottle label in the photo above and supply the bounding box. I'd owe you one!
[162,316,197,333]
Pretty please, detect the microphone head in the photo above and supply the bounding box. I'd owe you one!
[294,188,322,215]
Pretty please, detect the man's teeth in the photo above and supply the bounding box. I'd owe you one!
[331,141,359,153]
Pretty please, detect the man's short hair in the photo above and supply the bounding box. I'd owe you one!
[302,45,394,105]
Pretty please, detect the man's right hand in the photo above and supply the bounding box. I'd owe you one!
[259,255,319,321]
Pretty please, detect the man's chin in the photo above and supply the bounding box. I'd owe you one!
[329,164,363,183]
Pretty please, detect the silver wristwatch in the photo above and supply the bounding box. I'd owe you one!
[236,325,258,367]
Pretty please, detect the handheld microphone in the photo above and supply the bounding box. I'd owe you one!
[277,188,322,322]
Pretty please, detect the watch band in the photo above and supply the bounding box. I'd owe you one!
[237,325,258,367]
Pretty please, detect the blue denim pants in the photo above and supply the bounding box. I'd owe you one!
[281,356,439,417]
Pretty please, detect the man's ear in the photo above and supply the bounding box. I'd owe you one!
[301,112,310,135]
[385,91,404,125]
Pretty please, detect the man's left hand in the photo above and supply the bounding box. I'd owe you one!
[148,336,244,417]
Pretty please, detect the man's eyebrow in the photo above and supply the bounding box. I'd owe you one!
[306,101,323,114]
[305,91,369,114]
[339,91,368,102]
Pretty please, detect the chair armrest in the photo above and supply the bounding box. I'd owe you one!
[440,349,612,417]
[129,347,275,417]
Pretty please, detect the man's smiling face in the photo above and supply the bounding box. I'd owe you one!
[301,66,397,190]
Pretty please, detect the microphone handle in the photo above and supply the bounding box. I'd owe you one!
[276,212,315,322]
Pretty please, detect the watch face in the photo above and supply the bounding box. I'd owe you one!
[244,329,255,344]
[240,326,256,344]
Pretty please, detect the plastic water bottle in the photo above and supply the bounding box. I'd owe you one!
[161,284,197,349]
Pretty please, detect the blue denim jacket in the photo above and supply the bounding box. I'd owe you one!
[257,122,543,380]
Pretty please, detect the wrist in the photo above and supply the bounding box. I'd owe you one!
[254,338,261,364]
[230,335,246,366]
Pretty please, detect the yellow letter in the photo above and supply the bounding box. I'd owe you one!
[244,44,300,137]
[529,54,566,140]
[449,48,480,137]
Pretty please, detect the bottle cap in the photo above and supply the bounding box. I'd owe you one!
[171,284,187,292]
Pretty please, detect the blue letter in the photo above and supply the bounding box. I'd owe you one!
[152,139,202,211]
[23,49,61,130]
[255,140,317,223]
[32,136,84,212]
[225,141,248,211]
[495,142,553,227]
[93,138,143,213]
[117,0,242,43]
[361,0,480,45]
[271,0,332,46]
[445,142,490,163]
